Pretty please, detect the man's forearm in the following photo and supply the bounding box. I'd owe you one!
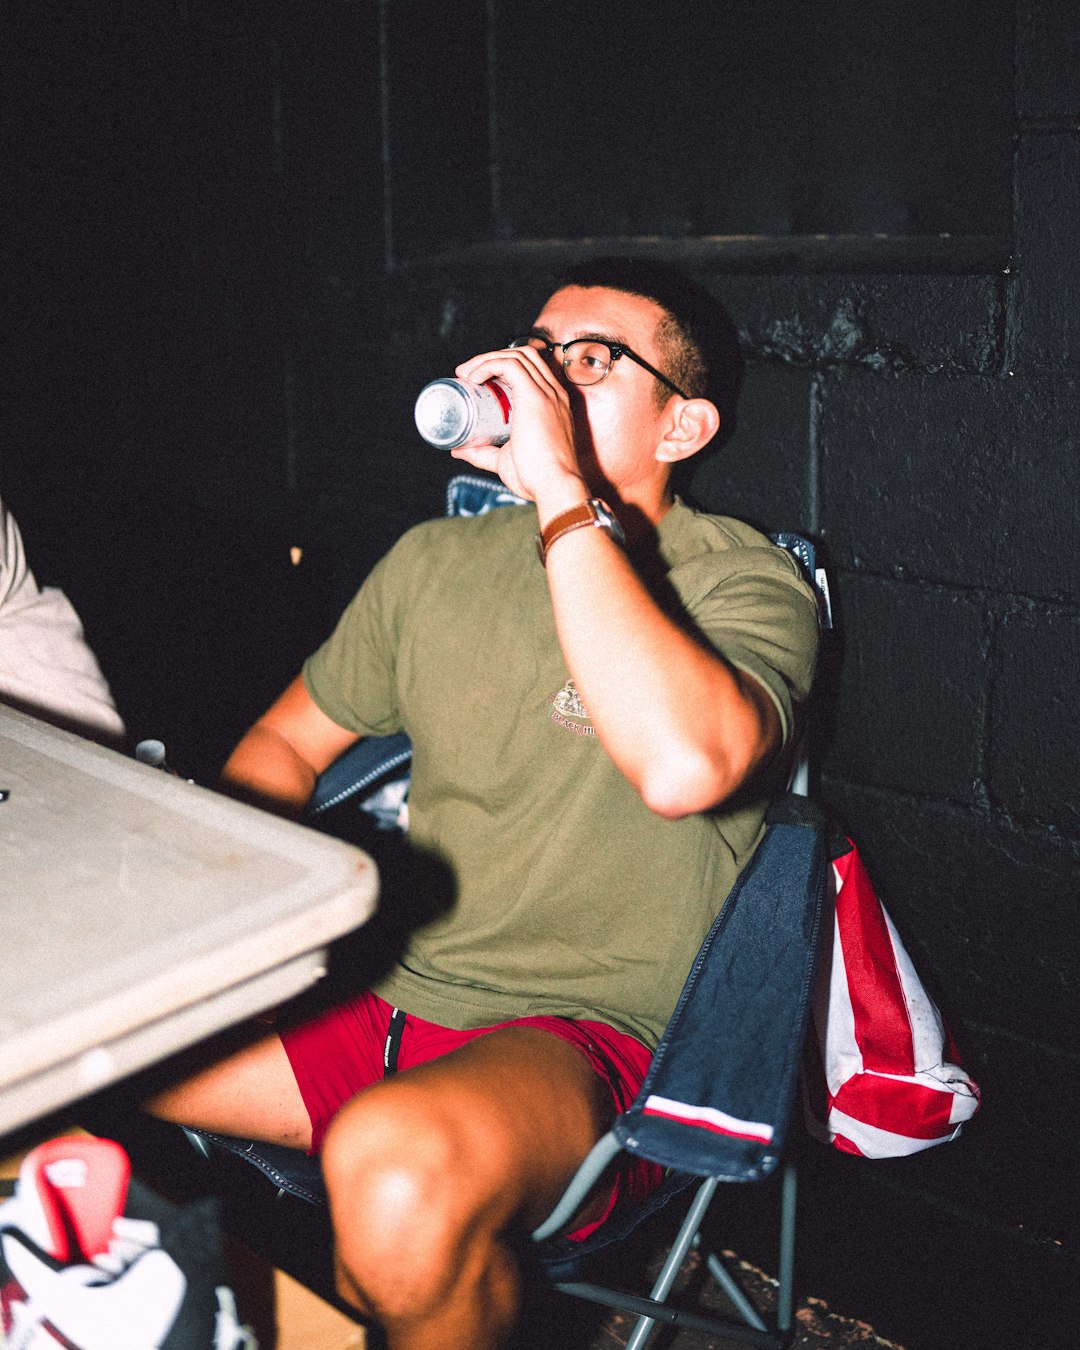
[542,522,779,818]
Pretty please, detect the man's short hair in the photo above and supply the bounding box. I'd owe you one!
[555,256,742,439]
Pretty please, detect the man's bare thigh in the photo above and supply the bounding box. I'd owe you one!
[326,1024,616,1232]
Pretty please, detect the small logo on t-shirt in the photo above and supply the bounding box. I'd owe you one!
[550,679,595,736]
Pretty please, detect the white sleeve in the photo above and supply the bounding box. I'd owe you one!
[0,498,126,746]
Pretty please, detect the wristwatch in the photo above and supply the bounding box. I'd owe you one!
[536,498,626,565]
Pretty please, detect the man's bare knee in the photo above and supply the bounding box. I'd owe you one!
[321,1087,515,1323]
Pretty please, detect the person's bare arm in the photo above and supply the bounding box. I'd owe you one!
[541,527,780,817]
[219,674,361,818]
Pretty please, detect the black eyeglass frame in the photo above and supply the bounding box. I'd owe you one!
[508,332,690,401]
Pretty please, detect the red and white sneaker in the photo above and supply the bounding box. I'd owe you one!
[0,1136,255,1350]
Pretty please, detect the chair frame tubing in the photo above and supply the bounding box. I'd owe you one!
[553,1158,798,1349]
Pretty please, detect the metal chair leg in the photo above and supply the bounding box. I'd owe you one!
[704,1248,769,1333]
[624,1178,719,1350]
[777,1158,798,1333]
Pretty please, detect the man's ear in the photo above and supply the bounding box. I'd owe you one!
[655,397,721,464]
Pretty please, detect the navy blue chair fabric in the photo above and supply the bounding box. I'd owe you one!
[183,1129,328,1206]
[612,795,827,1183]
[308,731,411,821]
[529,795,826,1309]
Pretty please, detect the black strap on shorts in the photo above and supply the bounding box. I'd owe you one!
[383,1006,406,1076]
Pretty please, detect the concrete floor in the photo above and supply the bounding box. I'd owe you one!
[519,1240,907,1350]
[591,1256,904,1349]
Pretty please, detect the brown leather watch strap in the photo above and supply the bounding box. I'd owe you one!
[536,499,623,565]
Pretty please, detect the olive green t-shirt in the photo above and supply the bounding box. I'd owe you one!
[302,498,819,1048]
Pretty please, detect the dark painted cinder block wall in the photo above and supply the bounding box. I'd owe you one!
[3,2,1076,1345]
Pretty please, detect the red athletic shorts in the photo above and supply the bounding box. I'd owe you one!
[280,990,662,1241]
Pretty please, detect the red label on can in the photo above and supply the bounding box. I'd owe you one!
[487,380,512,422]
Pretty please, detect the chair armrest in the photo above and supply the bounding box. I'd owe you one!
[308,733,412,818]
[614,795,828,1183]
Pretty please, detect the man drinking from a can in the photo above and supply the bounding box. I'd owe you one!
[149,257,820,1350]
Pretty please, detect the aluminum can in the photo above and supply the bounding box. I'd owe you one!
[413,378,511,449]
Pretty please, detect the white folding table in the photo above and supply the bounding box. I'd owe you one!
[0,705,378,1136]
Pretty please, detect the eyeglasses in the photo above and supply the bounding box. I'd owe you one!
[507,332,689,400]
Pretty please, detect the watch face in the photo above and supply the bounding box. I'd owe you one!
[594,500,626,545]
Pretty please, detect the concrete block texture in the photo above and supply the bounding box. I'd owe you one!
[684,361,815,531]
[1012,133,1080,373]
[820,573,988,805]
[955,1025,1080,1249]
[1016,0,1080,120]
[382,0,492,265]
[818,782,1080,1266]
[718,274,1002,375]
[991,607,1080,832]
[821,1016,1080,1267]
[818,785,1080,1062]
[820,367,1080,600]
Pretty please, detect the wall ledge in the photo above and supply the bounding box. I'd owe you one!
[394,233,1011,278]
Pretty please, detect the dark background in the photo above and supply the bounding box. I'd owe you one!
[3,3,1077,1346]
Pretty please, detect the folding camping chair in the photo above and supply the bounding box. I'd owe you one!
[184,473,834,1348]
